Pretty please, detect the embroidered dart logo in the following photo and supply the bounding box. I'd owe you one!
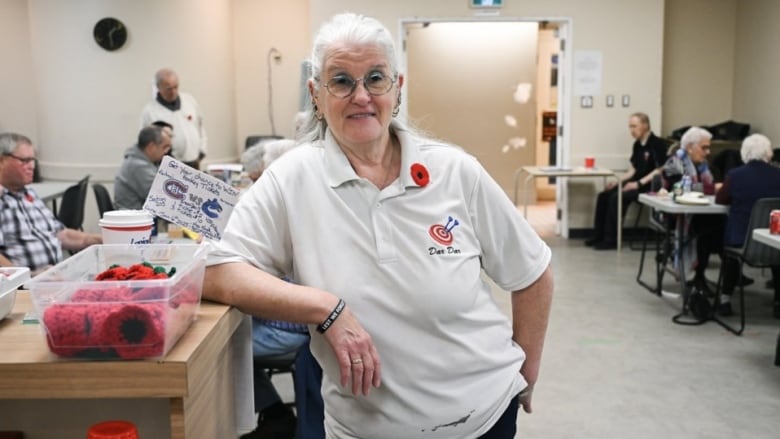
[429,216,459,246]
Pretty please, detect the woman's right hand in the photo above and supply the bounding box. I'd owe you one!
[322,305,382,396]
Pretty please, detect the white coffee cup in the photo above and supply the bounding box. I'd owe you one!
[99,210,155,245]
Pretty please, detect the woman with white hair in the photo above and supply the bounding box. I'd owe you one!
[205,12,553,438]
[715,133,780,317]
[663,126,724,294]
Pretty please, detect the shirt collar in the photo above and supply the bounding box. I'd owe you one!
[322,121,429,189]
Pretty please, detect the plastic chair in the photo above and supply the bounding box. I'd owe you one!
[92,183,115,218]
[56,175,90,230]
[714,197,780,335]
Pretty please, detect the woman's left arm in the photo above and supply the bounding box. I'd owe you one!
[512,265,554,413]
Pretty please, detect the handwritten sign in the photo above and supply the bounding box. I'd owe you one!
[143,156,241,241]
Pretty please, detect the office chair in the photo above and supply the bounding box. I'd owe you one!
[714,197,780,335]
[56,175,90,231]
[246,135,284,150]
[253,351,298,409]
[92,183,114,218]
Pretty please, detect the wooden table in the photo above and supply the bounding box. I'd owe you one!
[751,228,780,366]
[637,193,728,324]
[513,166,623,249]
[0,292,247,438]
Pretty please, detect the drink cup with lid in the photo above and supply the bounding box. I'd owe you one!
[99,210,155,245]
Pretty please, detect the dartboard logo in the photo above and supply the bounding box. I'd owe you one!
[429,216,460,246]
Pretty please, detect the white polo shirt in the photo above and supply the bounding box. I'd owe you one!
[139,92,207,163]
[208,125,552,438]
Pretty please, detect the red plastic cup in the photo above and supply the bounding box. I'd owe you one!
[584,156,595,169]
[87,421,139,439]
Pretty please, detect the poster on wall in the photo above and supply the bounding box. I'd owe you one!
[573,50,602,96]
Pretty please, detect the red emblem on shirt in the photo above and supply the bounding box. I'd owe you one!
[410,163,429,187]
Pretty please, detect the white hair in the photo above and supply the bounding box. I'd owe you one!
[241,142,267,177]
[741,133,773,163]
[262,139,298,170]
[681,126,713,150]
[298,13,401,144]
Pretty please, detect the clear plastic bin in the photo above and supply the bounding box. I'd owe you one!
[27,244,207,359]
[0,267,30,320]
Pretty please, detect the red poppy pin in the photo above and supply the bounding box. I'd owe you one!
[410,163,429,187]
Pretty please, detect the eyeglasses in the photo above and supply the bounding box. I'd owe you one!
[3,153,36,165]
[323,71,396,99]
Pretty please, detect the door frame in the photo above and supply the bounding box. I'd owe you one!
[399,16,574,237]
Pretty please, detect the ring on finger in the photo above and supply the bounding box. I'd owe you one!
[351,357,363,365]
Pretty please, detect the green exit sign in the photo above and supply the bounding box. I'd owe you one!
[471,0,503,7]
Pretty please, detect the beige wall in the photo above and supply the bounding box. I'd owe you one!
[0,0,38,138]
[232,0,310,144]
[662,0,737,136]
[24,0,236,183]
[310,0,665,228]
[733,0,780,142]
[405,21,539,196]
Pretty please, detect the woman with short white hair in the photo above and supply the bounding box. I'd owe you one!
[715,133,780,317]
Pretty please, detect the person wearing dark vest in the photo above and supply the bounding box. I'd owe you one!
[715,134,780,317]
[587,112,668,250]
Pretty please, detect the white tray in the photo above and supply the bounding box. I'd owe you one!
[0,267,31,320]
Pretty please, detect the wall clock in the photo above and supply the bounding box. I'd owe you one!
[93,17,127,51]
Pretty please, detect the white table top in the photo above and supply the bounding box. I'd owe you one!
[638,193,729,215]
[28,181,72,202]
[521,165,617,177]
[752,228,780,250]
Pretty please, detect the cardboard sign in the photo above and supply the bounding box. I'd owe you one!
[143,156,241,241]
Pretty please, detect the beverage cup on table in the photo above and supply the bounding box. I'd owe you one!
[98,210,154,245]
[584,156,595,169]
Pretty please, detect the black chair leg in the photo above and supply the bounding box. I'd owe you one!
[713,258,746,335]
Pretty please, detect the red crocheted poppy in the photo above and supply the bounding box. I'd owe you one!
[410,163,430,187]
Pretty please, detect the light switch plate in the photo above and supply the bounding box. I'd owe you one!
[606,95,614,107]
[622,94,630,107]
[580,96,593,108]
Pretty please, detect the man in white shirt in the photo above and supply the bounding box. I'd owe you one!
[140,68,207,169]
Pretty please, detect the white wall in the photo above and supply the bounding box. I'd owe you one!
[0,0,38,138]
[733,0,780,142]
[662,0,737,136]
[25,0,236,182]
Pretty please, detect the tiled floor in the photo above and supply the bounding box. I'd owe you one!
[510,205,780,438]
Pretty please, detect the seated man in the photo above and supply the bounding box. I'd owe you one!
[587,112,668,250]
[114,125,172,210]
[0,133,102,274]
[715,134,780,317]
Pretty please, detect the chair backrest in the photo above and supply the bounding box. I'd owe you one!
[57,175,90,230]
[742,197,780,267]
[92,183,114,218]
[245,134,284,150]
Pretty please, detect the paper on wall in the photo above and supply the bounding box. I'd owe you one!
[143,156,241,241]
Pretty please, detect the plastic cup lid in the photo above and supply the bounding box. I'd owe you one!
[99,210,154,228]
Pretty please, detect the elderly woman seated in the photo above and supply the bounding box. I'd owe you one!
[715,134,780,317]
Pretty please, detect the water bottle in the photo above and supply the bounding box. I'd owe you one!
[682,175,692,194]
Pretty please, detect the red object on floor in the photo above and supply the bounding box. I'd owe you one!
[87,420,139,439]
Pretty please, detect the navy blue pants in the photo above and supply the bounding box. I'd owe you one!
[478,395,520,438]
